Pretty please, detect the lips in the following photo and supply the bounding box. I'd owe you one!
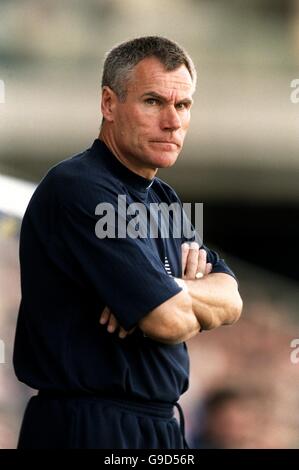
[150,140,180,147]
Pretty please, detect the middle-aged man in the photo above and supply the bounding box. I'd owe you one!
[13,36,243,449]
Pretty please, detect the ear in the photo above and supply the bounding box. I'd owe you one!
[101,86,117,122]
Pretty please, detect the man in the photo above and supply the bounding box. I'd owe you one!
[13,36,242,449]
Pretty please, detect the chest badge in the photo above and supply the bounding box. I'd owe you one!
[164,256,173,277]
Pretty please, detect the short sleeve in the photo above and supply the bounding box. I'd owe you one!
[203,244,237,281]
[56,184,182,331]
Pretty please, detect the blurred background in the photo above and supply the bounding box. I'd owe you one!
[0,0,299,448]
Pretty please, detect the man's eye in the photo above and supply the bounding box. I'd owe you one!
[145,98,160,105]
[176,103,187,110]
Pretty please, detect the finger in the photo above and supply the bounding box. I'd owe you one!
[119,325,136,339]
[205,262,213,275]
[195,272,204,279]
[99,306,110,324]
[181,243,190,277]
[107,313,118,333]
[184,241,200,279]
[118,327,128,339]
[128,326,137,335]
[196,248,207,278]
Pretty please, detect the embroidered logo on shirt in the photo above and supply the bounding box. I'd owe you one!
[164,256,173,277]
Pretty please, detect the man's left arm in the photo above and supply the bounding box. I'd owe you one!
[183,272,243,331]
[176,237,243,331]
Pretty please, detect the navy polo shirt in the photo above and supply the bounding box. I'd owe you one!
[13,139,236,403]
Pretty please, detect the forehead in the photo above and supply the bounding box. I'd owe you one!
[126,57,194,97]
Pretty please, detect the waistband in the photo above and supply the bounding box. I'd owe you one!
[38,390,173,419]
[37,390,189,448]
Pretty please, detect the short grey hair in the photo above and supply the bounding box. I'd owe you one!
[101,36,197,101]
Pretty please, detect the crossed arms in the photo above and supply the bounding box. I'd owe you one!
[100,242,243,344]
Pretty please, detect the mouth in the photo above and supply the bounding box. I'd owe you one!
[150,140,180,148]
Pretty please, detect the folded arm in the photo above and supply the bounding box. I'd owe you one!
[100,243,243,344]
[139,271,242,343]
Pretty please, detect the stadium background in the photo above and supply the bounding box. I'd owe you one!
[0,0,299,448]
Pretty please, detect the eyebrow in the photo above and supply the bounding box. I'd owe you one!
[141,91,193,106]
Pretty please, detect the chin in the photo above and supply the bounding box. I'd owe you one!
[154,151,179,168]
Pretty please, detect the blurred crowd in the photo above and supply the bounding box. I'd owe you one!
[183,279,299,448]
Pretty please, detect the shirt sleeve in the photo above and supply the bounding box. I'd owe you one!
[56,182,182,331]
[203,244,237,281]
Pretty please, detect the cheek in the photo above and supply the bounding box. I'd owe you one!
[131,113,156,142]
[182,112,191,130]
[121,109,146,133]
[133,109,155,129]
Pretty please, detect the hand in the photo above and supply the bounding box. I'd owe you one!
[181,242,212,280]
[99,306,136,339]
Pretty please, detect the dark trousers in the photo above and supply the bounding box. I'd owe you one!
[17,392,185,449]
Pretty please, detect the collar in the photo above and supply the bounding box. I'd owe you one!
[90,139,155,193]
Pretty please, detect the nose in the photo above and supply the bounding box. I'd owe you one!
[160,105,181,132]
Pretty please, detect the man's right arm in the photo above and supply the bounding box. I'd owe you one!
[138,290,201,344]
[138,273,242,344]
[138,243,208,344]
[138,244,242,344]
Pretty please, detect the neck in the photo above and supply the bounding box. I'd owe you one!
[98,127,157,180]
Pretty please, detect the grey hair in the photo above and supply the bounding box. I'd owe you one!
[101,36,197,101]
